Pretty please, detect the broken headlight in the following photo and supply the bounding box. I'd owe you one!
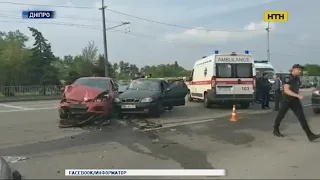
[94,92,110,102]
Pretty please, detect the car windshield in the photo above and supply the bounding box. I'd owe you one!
[129,80,160,91]
[73,78,110,90]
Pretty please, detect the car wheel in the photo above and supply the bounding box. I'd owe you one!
[12,170,21,180]
[59,110,68,119]
[187,90,193,102]
[240,102,250,109]
[151,103,162,118]
[313,108,320,114]
[204,93,212,108]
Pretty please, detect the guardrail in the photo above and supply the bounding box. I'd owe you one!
[0,85,62,102]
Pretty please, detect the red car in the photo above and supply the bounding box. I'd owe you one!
[58,77,118,119]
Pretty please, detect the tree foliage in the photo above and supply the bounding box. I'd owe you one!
[0,29,192,86]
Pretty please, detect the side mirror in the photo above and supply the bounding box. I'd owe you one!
[188,76,192,81]
[60,87,65,93]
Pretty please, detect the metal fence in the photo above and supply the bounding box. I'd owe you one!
[0,76,318,98]
[0,85,62,97]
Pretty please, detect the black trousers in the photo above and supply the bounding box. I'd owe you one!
[274,98,312,136]
[261,91,270,108]
[274,91,281,110]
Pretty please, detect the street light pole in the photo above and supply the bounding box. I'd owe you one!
[266,22,270,62]
[100,0,108,77]
[99,1,129,77]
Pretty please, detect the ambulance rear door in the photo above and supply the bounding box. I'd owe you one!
[215,53,254,97]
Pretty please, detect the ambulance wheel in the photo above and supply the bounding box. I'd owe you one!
[240,102,250,109]
[204,93,212,108]
[187,91,193,101]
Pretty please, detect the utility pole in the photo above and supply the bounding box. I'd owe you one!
[266,22,270,62]
[100,0,108,77]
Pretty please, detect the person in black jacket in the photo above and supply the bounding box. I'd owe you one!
[273,64,320,142]
[255,74,262,103]
[272,74,282,111]
[260,72,270,109]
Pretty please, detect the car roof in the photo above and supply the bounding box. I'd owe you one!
[78,77,112,80]
[134,78,162,82]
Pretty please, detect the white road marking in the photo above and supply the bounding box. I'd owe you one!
[0,103,34,110]
[0,107,56,113]
[136,104,313,131]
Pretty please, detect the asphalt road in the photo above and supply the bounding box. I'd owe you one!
[0,89,317,179]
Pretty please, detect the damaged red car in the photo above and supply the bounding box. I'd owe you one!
[58,77,118,119]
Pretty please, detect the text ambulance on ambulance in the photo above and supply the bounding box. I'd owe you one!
[187,51,256,109]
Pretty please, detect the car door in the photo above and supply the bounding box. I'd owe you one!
[162,80,188,107]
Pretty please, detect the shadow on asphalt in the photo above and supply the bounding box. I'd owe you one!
[0,105,316,170]
[174,106,316,146]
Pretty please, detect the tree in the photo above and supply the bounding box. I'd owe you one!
[304,64,320,76]
[26,27,59,85]
[0,28,207,87]
[82,41,98,63]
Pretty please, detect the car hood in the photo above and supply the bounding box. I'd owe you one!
[63,85,104,102]
[118,90,160,100]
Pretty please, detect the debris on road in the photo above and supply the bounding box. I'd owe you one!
[137,119,162,130]
[58,116,111,128]
[3,156,29,163]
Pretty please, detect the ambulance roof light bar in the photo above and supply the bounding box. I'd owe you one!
[245,50,249,54]
[214,50,219,54]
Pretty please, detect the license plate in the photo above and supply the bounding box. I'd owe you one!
[71,104,86,109]
[121,105,136,109]
[219,88,231,92]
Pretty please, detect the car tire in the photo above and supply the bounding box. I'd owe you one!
[151,103,162,118]
[59,110,68,119]
[313,108,320,114]
[204,93,212,108]
[240,102,250,109]
[12,170,22,180]
[117,112,124,119]
[187,90,193,102]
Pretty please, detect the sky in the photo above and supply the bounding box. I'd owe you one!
[0,0,318,71]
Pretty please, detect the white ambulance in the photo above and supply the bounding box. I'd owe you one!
[187,51,256,109]
[254,60,275,83]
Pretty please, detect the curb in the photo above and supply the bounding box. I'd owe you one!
[0,96,61,103]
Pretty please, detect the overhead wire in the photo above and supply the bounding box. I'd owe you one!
[0,10,124,23]
[0,19,303,57]
[0,1,315,56]
[0,1,95,9]
[0,1,260,32]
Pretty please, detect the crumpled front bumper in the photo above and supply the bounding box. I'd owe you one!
[58,100,113,116]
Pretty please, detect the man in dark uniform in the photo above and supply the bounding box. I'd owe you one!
[255,74,262,103]
[260,72,270,109]
[272,74,282,111]
[273,64,320,142]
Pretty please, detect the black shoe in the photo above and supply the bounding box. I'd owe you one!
[308,134,320,142]
[273,129,284,137]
